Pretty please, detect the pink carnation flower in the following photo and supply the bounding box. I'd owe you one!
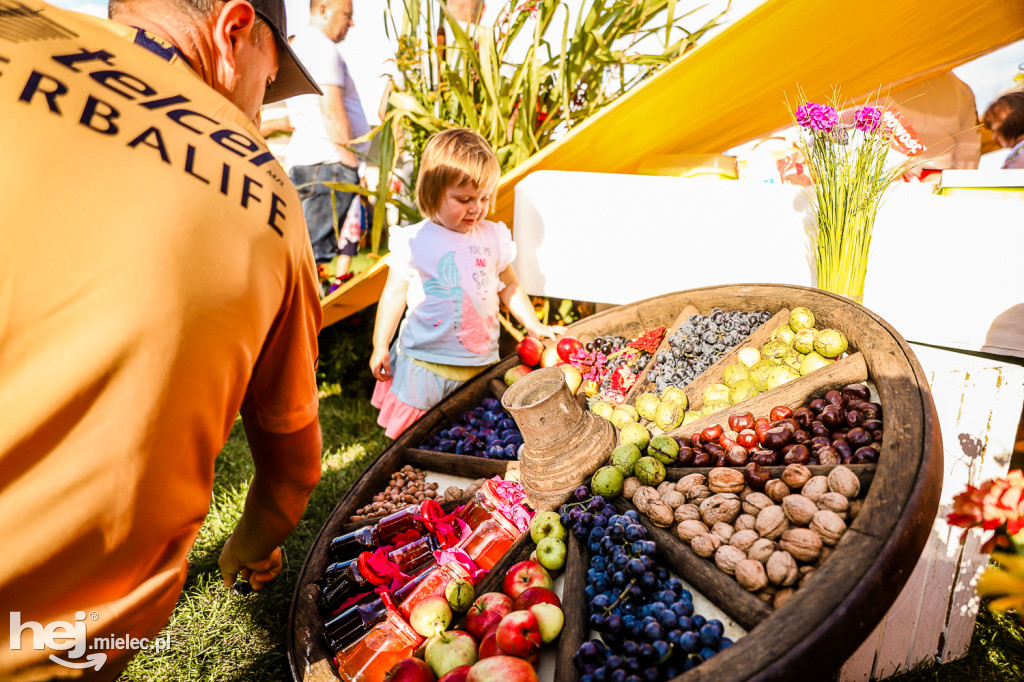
[855,106,882,133]
[796,102,839,133]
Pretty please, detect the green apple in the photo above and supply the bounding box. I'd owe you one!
[530,511,566,544]
[535,537,567,571]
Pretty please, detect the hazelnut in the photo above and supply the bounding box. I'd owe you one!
[780,528,823,562]
[741,492,774,517]
[661,490,685,509]
[648,503,675,527]
[444,485,463,502]
[781,494,818,525]
[658,481,677,497]
[817,492,850,516]
[676,473,708,494]
[711,522,735,543]
[714,545,747,575]
[810,509,847,546]
[799,566,817,588]
[735,559,768,591]
[729,529,759,552]
[755,505,789,540]
[747,538,776,564]
[676,519,710,542]
[691,533,721,558]
[623,477,641,499]
[686,485,712,505]
[765,479,792,504]
[734,514,757,532]
[700,493,742,526]
[801,476,830,502]
[766,550,799,586]
[781,463,812,489]
[633,486,661,514]
[828,466,861,499]
[674,504,702,524]
[708,468,746,494]
[774,588,796,609]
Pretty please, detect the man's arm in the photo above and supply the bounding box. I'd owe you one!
[319,84,360,168]
[218,414,322,589]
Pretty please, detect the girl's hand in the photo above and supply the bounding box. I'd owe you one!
[528,324,565,341]
[370,347,392,382]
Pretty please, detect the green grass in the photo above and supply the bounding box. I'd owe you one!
[118,381,389,682]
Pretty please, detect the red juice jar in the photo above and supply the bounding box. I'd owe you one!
[333,596,424,682]
[397,560,474,620]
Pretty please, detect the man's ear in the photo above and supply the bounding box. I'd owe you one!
[212,0,259,79]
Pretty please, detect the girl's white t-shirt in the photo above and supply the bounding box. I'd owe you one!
[391,219,517,366]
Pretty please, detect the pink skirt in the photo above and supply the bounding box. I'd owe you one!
[371,378,427,439]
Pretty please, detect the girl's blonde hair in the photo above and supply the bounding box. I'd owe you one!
[416,129,501,220]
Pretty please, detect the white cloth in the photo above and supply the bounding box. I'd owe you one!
[285,26,370,168]
[391,219,516,366]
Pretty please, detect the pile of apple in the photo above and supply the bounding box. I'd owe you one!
[420,398,524,459]
[505,335,584,394]
[386,559,563,682]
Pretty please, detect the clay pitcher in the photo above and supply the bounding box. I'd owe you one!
[501,367,616,510]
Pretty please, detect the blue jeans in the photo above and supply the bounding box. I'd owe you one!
[289,162,359,265]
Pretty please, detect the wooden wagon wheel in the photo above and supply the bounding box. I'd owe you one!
[288,283,942,682]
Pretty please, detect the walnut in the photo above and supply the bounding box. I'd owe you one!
[848,498,863,520]
[444,485,463,502]
[633,486,661,514]
[810,509,847,546]
[658,481,677,497]
[799,566,816,588]
[676,519,710,542]
[755,505,789,540]
[817,492,850,517]
[766,550,799,586]
[741,492,774,517]
[818,545,834,565]
[780,528,823,562]
[765,479,792,504]
[674,504,701,524]
[711,522,735,543]
[661,490,685,509]
[699,493,742,526]
[623,477,641,499]
[739,485,756,501]
[675,473,707,494]
[685,485,712,505]
[828,466,861,499]
[734,514,757,532]
[691,533,721,558]
[648,503,675,527]
[729,529,759,553]
[747,538,776,564]
[773,587,796,609]
[735,559,768,591]
[714,545,747,575]
[757,590,773,603]
[708,468,745,494]
[781,494,817,525]
[781,463,812,489]
[801,476,830,503]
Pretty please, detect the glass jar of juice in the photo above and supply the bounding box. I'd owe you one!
[397,559,474,620]
[455,478,533,570]
[333,596,424,682]
[328,503,427,563]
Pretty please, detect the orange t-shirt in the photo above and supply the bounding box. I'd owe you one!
[0,3,322,679]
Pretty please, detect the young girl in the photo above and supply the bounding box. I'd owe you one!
[370,129,561,438]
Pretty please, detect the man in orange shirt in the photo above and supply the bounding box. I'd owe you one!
[0,0,324,678]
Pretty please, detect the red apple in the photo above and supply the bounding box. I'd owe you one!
[425,630,478,678]
[464,592,513,641]
[512,586,560,612]
[477,628,501,659]
[516,337,544,367]
[385,656,437,681]
[502,561,553,600]
[503,365,532,387]
[466,656,538,682]
[438,665,472,682]
[495,610,541,659]
[539,344,561,368]
[556,336,583,362]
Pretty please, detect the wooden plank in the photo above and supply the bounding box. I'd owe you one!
[622,304,699,405]
[555,533,588,682]
[870,542,932,677]
[404,449,510,480]
[838,618,883,682]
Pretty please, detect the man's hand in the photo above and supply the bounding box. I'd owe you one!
[219,534,283,590]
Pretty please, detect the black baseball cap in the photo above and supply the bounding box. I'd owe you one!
[250,0,323,103]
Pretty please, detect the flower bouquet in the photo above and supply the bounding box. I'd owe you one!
[948,470,1024,618]
[791,90,905,303]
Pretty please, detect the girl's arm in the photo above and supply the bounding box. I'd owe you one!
[370,268,410,381]
[499,265,563,340]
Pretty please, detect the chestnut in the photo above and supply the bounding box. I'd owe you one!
[818,447,841,465]
[860,402,883,420]
[690,433,704,449]
[842,383,871,403]
[743,462,771,491]
[792,429,811,445]
[832,439,852,461]
[726,446,750,467]
[811,436,832,450]
[713,452,727,467]
[825,389,844,406]
[810,421,831,439]
[762,427,792,451]
[847,427,871,448]
[705,442,726,460]
[784,444,811,465]
[854,445,880,463]
[776,418,800,433]
[809,398,827,414]
[793,407,815,429]
[862,419,883,433]
[872,431,884,444]
[832,428,849,439]
[677,446,696,466]
[752,449,779,466]
[845,410,864,428]
[819,408,843,430]
[692,451,711,467]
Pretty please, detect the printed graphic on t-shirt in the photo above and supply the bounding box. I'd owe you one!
[423,251,494,355]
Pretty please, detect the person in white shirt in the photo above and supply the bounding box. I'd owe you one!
[287,0,371,275]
